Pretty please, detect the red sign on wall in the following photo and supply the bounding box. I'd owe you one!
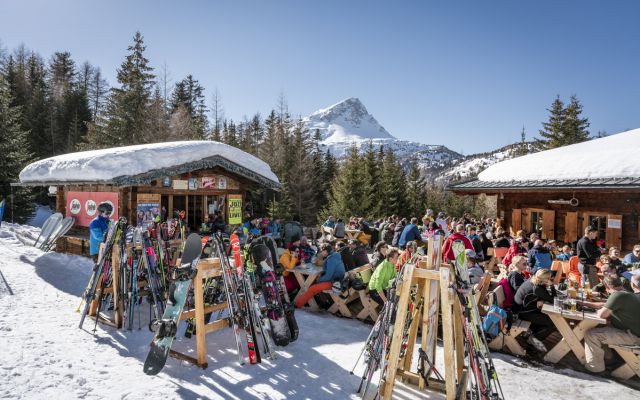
[66,191,119,227]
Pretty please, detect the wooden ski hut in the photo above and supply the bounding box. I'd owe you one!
[450,129,640,250]
[17,141,280,255]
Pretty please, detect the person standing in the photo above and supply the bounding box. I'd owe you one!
[398,217,426,250]
[441,223,474,263]
[89,202,113,263]
[576,226,601,287]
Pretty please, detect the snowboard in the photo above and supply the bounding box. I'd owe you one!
[34,212,63,248]
[256,235,299,342]
[0,199,4,228]
[250,242,291,346]
[143,233,201,375]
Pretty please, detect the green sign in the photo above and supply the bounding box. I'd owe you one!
[228,195,242,225]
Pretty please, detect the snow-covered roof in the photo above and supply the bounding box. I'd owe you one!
[478,128,640,182]
[19,141,280,189]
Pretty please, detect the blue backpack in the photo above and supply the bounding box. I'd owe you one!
[482,304,508,339]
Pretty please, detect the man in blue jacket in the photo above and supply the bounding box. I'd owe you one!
[89,202,113,263]
[398,217,426,249]
[295,243,346,308]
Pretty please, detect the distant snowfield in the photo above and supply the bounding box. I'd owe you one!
[0,223,636,400]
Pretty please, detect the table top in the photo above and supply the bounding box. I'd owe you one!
[541,303,607,324]
[345,229,362,234]
[293,263,323,275]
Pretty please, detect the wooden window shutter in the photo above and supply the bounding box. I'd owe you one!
[606,214,622,250]
[511,208,522,236]
[542,210,555,240]
[564,212,578,244]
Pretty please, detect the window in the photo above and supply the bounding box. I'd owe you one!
[529,210,543,237]
[587,215,607,240]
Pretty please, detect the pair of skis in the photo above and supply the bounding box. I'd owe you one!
[33,212,75,251]
[452,240,504,400]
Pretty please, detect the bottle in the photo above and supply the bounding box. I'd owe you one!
[584,280,592,300]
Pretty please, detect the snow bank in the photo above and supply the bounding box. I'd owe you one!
[1,223,637,400]
[19,141,279,184]
[478,128,640,182]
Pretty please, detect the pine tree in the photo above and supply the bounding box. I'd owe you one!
[210,88,224,141]
[517,126,528,156]
[361,141,380,219]
[326,145,365,219]
[405,158,426,218]
[536,96,565,150]
[563,95,590,144]
[0,73,34,222]
[83,31,155,148]
[170,74,208,139]
[146,87,171,141]
[24,53,50,159]
[284,120,316,224]
[378,147,407,217]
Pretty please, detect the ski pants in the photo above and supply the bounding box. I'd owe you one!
[294,281,332,308]
[585,326,640,373]
[518,310,556,340]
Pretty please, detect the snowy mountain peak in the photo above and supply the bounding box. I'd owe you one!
[304,97,394,142]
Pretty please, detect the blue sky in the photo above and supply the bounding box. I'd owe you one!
[1,0,639,153]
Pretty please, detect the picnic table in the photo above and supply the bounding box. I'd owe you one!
[292,263,324,309]
[344,229,362,241]
[541,303,607,364]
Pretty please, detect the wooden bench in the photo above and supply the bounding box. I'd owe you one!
[487,285,530,356]
[610,344,640,380]
[322,264,378,320]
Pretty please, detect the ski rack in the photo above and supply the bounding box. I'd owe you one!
[378,238,469,400]
[88,243,128,328]
[168,257,230,369]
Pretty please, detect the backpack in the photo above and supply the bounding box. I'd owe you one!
[482,304,508,339]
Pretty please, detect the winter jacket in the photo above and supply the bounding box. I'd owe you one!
[441,233,473,263]
[502,242,527,268]
[338,246,356,271]
[391,223,404,247]
[494,237,510,248]
[89,215,110,256]
[398,224,422,249]
[467,234,484,260]
[283,221,303,245]
[368,259,397,292]
[556,252,572,261]
[623,252,640,265]
[318,251,345,283]
[334,222,346,238]
[576,236,600,266]
[351,245,369,268]
[507,271,526,294]
[323,219,335,228]
[528,245,553,271]
[514,279,556,315]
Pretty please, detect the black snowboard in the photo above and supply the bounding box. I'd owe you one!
[143,233,202,375]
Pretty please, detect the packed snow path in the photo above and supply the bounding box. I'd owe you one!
[0,223,637,400]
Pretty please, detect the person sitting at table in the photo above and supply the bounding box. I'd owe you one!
[465,249,485,285]
[528,239,553,274]
[622,244,640,265]
[579,275,640,373]
[502,236,528,269]
[323,216,336,229]
[507,256,529,295]
[298,236,316,264]
[556,245,573,261]
[382,223,395,245]
[349,239,369,268]
[398,217,426,250]
[371,241,388,270]
[334,218,346,239]
[479,232,493,261]
[368,248,400,307]
[494,230,511,249]
[607,247,625,275]
[199,215,212,235]
[397,241,417,272]
[294,243,346,308]
[466,224,485,261]
[631,273,640,297]
[336,241,356,271]
[514,269,557,352]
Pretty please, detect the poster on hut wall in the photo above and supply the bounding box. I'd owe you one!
[228,194,242,225]
[66,191,119,227]
[200,175,239,190]
[172,180,188,190]
[136,193,161,229]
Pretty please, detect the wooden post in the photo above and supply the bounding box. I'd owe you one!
[440,267,457,400]
[381,264,415,400]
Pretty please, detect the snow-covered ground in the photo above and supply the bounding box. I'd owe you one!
[0,223,637,400]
